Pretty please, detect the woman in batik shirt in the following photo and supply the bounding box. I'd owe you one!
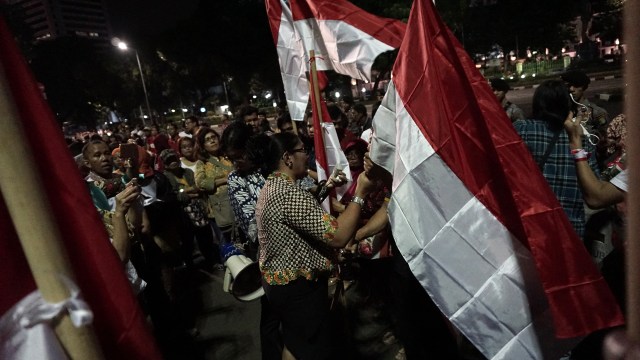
[255,133,375,359]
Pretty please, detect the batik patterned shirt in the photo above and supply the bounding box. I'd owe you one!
[256,172,338,285]
[228,170,266,243]
[514,119,599,237]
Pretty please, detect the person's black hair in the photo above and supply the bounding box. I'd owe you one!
[238,105,258,120]
[532,80,571,129]
[259,119,272,133]
[276,113,293,130]
[490,78,511,92]
[195,128,221,160]
[108,142,119,153]
[220,120,253,155]
[81,139,107,158]
[327,104,347,126]
[245,133,275,177]
[260,133,300,176]
[352,103,367,117]
[90,134,102,141]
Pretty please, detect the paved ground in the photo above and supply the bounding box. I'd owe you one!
[195,268,262,360]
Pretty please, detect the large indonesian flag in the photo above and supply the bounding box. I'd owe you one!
[369,1,624,359]
[0,17,161,359]
[266,0,406,120]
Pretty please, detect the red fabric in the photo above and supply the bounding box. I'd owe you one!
[265,0,283,44]
[289,0,406,48]
[393,0,623,338]
[0,17,162,358]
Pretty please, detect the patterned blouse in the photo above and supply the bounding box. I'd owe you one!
[256,172,338,285]
[194,156,234,219]
[228,170,266,243]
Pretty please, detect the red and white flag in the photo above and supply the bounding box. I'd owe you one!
[266,0,406,120]
[0,17,162,359]
[308,69,349,211]
[369,1,624,359]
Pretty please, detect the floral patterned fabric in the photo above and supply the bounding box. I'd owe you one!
[256,172,338,285]
[605,114,627,156]
[194,156,234,221]
[227,170,266,243]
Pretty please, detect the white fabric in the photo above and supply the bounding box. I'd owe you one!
[140,179,159,207]
[370,82,577,359]
[275,0,396,120]
[274,0,309,121]
[293,19,395,80]
[610,169,628,192]
[360,128,373,144]
[178,131,192,138]
[0,280,94,360]
[314,122,351,211]
[180,158,198,174]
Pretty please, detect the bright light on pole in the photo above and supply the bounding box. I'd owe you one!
[114,38,152,126]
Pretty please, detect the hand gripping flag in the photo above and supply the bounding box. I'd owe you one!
[369,1,624,359]
[266,0,406,120]
[0,17,162,359]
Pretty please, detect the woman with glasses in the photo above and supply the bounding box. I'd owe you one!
[256,132,375,359]
[194,128,236,246]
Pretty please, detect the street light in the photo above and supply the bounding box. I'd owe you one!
[114,39,153,126]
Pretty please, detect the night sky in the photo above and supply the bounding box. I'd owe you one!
[105,0,200,39]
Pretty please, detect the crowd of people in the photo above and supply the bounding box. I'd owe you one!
[68,68,630,359]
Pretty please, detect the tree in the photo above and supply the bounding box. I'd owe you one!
[29,37,123,127]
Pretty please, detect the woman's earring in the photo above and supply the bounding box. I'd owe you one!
[286,161,293,168]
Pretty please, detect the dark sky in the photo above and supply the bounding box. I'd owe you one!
[105,0,200,39]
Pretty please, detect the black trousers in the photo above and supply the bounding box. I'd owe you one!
[263,276,333,360]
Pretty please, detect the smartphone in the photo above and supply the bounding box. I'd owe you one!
[120,143,139,166]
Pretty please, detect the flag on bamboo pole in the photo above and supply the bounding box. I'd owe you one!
[308,65,350,211]
[368,0,625,359]
[0,16,162,359]
[266,0,406,120]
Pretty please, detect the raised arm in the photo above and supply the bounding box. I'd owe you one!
[564,115,625,208]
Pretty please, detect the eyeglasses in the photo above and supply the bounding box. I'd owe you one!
[290,147,308,155]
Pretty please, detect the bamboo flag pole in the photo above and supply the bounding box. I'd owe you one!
[309,50,325,124]
[0,56,104,358]
[623,0,640,341]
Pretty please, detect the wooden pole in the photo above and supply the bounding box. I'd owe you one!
[0,56,104,358]
[624,0,640,342]
[309,50,325,124]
